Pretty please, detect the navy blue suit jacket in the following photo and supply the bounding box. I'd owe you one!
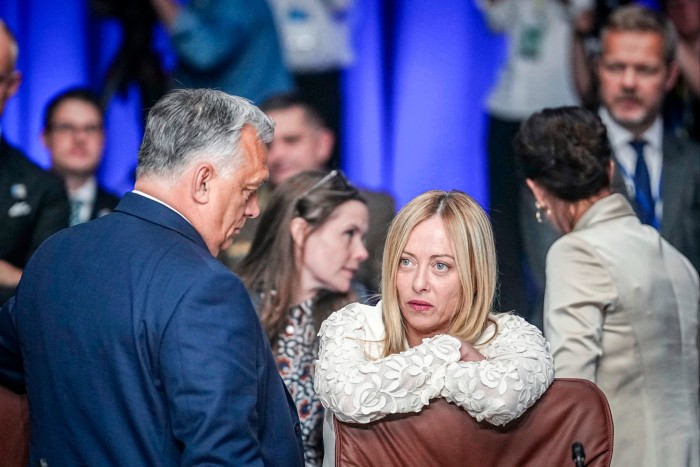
[0,192,304,466]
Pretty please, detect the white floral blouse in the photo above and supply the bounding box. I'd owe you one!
[315,302,554,429]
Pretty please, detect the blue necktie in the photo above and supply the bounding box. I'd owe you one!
[630,139,656,227]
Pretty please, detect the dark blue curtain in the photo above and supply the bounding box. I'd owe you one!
[1,1,150,195]
[340,1,504,207]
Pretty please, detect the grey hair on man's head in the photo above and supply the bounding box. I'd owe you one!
[602,4,678,64]
[136,89,274,180]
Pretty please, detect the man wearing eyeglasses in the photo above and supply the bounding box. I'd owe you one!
[0,20,69,305]
[42,88,120,226]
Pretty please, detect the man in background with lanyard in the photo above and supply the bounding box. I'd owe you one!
[597,5,700,273]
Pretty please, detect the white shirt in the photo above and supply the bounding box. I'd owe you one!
[69,177,97,225]
[267,0,354,72]
[475,0,592,119]
[599,108,664,221]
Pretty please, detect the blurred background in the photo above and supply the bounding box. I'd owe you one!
[0,1,507,209]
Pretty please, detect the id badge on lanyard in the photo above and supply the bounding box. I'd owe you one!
[518,0,548,60]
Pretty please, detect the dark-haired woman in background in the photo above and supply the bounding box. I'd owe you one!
[515,106,699,467]
[237,170,368,466]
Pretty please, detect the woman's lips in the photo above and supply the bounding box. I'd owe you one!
[408,300,432,312]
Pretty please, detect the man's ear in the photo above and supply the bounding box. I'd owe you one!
[664,61,680,93]
[192,163,214,204]
[315,127,335,167]
[40,128,49,149]
[4,70,21,100]
[289,217,309,249]
[593,54,602,81]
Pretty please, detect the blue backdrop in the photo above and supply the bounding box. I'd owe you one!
[1,1,507,209]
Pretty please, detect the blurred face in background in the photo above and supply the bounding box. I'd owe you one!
[266,106,334,187]
[396,216,461,345]
[295,200,369,298]
[665,0,699,40]
[43,98,105,178]
[598,30,678,135]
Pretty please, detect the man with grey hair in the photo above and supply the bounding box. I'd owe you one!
[0,88,304,465]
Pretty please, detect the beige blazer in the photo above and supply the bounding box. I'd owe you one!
[544,194,699,467]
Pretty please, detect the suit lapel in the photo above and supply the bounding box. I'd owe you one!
[660,135,684,237]
[612,135,684,234]
[611,159,629,196]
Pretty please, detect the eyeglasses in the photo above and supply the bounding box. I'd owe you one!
[298,169,352,199]
[294,170,357,219]
[303,169,338,195]
[49,123,104,137]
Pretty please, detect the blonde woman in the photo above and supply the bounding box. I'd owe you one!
[315,190,554,466]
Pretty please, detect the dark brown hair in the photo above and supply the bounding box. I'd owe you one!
[236,170,366,342]
[514,106,612,202]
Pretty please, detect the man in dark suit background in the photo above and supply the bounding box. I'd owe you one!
[597,5,700,272]
[221,93,396,297]
[42,87,120,225]
[0,19,69,305]
[0,89,304,465]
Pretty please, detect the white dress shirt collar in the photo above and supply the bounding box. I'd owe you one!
[131,189,191,224]
[599,107,663,153]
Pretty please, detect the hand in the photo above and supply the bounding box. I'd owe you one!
[572,8,595,37]
[0,260,22,288]
[457,338,486,362]
[148,0,180,27]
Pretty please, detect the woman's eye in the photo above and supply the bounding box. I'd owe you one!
[399,258,411,267]
[434,262,449,272]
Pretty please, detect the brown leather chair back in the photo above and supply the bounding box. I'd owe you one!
[0,385,29,467]
[334,378,613,467]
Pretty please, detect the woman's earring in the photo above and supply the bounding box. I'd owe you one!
[535,202,547,224]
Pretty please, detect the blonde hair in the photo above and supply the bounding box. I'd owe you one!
[380,190,497,356]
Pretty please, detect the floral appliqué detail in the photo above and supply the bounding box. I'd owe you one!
[315,302,554,426]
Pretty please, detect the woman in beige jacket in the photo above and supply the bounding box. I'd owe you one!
[515,106,699,467]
